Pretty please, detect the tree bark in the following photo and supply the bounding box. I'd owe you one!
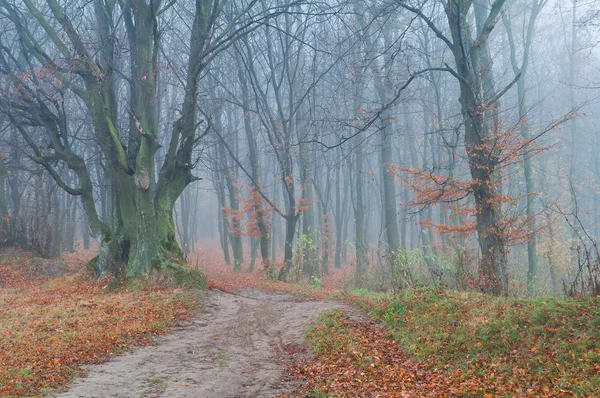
[236,52,271,271]
[445,0,509,295]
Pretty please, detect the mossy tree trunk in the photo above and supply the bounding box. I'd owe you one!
[89,0,194,277]
[0,0,234,277]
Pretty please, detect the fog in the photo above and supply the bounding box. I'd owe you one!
[1,0,599,297]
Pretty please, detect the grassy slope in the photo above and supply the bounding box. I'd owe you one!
[0,248,204,397]
[306,288,599,397]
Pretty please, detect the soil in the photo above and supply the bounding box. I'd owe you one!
[53,288,354,398]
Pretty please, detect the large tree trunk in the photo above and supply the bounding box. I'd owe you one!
[0,0,249,278]
[444,0,509,295]
[91,0,209,277]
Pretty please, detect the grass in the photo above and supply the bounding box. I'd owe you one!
[215,350,231,367]
[305,310,355,355]
[147,376,168,390]
[342,287,600,396]
[0,247,205,397]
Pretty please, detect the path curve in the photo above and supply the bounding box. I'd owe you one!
[53,288,352,398]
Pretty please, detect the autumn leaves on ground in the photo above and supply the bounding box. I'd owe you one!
[1,247,599,397]
[0,248,201,397]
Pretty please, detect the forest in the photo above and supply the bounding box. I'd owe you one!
[0,0,599,396]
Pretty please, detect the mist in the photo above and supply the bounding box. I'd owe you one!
[1,0,599,298]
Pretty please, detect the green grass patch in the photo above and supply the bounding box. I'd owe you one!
[306,310,355,355]
[348,287,600,396]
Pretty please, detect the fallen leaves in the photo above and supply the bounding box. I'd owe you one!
[282,310,591,397]
[3,244,597,397]
[192,248,346,300]
[0,248,200,397]
[193,247,599,397]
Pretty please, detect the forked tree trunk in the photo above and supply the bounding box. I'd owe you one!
[445,0,509,295]
[1,0,257,278]
[90,0,210,277]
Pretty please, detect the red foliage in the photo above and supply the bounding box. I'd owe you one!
[390,130,544,247]
[222,185,273,238]
[191,247,348,299]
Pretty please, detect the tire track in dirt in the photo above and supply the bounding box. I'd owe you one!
[53,288,354,398]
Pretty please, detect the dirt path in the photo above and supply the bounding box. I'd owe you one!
[54,288,353,398]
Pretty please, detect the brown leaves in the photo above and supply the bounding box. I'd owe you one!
[194,248,347,300]
[0,248,199,397]
[282,308,591,398]
[282,311,464,397]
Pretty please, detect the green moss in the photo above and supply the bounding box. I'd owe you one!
[123,267,206,292]
[163,267,207,290]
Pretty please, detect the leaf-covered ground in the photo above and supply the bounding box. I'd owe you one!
[284,291,599,397]
[193,249,346,299]
[0,247,202,397]
[2,246,598,397]
[287,310,479,397]
[196,249,600,397]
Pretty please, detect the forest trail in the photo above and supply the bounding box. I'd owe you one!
[53,288,353,398]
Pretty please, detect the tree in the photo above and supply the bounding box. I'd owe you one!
[397,0,521,295]
[503,0,547,293]
[0,0,293,277]
[234,48,271,271]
